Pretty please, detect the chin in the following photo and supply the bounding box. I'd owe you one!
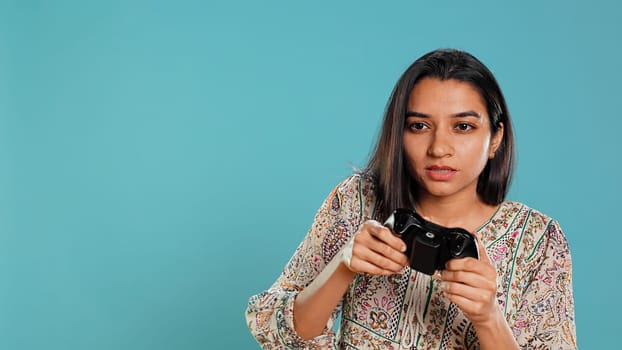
[419,184,468,199]
[420,190,455,199]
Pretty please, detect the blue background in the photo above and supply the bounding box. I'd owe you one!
[1,0,619,348]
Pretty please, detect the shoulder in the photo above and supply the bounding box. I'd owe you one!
[500,201,561,235]
[333,173,378,195]
[329,173,378,204]
[501,201,570,261]
[322,173,379,219]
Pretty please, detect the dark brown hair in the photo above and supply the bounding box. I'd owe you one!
[364,49,514,220]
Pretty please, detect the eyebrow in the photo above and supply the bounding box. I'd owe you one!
[405,110,482,119]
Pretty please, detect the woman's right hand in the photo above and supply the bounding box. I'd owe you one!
[342,220,409,275]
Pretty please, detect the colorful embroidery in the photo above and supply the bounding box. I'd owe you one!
[246,175,577,349]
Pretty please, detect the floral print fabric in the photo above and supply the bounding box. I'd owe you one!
[246,175,577,349]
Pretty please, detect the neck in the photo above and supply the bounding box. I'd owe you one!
[415,193,497,232]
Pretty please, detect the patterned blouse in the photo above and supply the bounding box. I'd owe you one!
[246,175,577,349]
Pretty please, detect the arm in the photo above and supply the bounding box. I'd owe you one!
[245,176,408,348]
[441,236,520,350]
[293,220,407,339]
[245,178,358,349]
[508,221,577,349]
[441,221,577,349]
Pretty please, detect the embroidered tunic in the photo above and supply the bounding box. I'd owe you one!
[246,175,577,349]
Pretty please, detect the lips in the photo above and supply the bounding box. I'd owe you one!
[425,165,457,181]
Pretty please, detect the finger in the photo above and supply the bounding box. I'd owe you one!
[349,253,403,275]
[442,292,484,317]
[445,248,496,271]
[445,257,481,272]
[441,270,497,292]
[474,233,492,264]
[359,222,408,266]
[365,238,409,268]
[352,243,406,273]
[340,235,356,269]
[445,259,496,287]
[440,269,494,289]
[432,270,442,280]
[440,281,495,304]
[367,220,407,253]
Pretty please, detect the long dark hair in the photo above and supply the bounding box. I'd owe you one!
[364,49,514,220]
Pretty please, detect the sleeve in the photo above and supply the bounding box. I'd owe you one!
[245,175,364,349]
[511,220,578,349]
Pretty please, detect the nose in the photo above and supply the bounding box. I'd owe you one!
[426,129,454,158]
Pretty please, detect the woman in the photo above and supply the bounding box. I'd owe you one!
[246,49,577,349]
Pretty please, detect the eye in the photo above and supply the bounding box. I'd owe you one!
[408,122,429,132]
[455,122,474,132]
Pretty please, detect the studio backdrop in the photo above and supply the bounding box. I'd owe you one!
[1,1,620,348]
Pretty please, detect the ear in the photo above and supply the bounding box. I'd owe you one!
[489,122,504,159]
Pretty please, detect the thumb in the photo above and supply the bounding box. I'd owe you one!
[341,235,356,270]
[474,232,492,264]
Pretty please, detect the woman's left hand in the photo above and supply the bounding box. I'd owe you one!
[439,235,501,327]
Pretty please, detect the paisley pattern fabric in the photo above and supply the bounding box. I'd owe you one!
[246,175,577,349]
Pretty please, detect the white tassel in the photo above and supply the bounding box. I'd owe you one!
[400,272,430,349]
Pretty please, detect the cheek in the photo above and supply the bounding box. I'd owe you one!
[403,141,424,165]
[402,145,423,177]
[466,135,490,152]
[459,138,491,163]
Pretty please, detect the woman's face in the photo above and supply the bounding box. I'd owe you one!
[403,78,503,202]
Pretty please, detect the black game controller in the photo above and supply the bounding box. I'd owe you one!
[384,208,479,275]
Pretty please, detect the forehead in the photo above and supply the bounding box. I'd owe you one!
[407,78,487,115]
